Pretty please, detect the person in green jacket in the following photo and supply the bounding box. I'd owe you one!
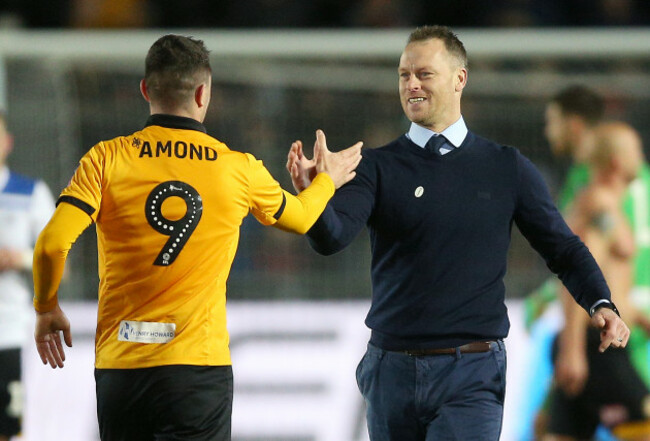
[524,86,650,440]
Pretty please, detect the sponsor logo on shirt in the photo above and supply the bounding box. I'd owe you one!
[118,320,176,344]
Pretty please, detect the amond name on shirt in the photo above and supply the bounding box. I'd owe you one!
[139,140,217,161]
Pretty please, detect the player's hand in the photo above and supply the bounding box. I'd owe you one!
[555,338,589,396]
[286,139,317,193]
[591,307,629,352]
[35,304,72,369]
[313,130,362,189]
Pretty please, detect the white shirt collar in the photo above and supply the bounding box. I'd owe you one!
[0,166,8,192]
[407,116,468,149]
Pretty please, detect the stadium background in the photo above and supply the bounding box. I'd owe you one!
[1,1,649,440]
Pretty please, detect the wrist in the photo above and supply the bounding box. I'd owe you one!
[590,300,620,318]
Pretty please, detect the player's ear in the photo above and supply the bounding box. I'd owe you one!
[140,79,151,102]
[195,83,209,108]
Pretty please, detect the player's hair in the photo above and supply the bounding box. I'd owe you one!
[144,35,211,109]
[407,25,467,69]
[551,85,604,127]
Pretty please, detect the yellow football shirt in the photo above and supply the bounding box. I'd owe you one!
[35,114,334,369]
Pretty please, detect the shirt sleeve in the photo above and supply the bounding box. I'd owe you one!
[246,153,290,225]
[30,180,56,239]
[33,202,93,312]
[245,153,335,234]
[274,174,335,234]
[306,149,376,255]
[18,180,57,270]
[513,150,611,313]
[58,142,107,222]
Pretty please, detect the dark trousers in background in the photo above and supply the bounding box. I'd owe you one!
[95,364,233,441]
[356,341,506,441]
[0,348,21,438]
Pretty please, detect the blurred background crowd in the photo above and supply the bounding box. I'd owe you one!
[0,0,649,29]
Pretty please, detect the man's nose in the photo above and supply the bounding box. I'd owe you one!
[406,75,421,90]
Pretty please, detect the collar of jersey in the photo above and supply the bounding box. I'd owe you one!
[144,114,207,133]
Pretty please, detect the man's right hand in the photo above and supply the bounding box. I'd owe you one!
[35,304,72,369]
[287,130,362,191]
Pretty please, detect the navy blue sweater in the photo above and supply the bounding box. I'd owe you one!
[307,132,610,351]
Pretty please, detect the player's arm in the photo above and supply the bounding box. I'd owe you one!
[273,176,335,234]
[33,202,93,313]
[34,143,104,369]
[33,202,93,369]
[287,132,375,255]
[555,193,607,395]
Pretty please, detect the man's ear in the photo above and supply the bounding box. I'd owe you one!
[140,79,151,102]
[195,83,207,108]
[455,67,468,92]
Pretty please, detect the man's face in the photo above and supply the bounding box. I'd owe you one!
[544,102,570,158]
[398,39,465,130]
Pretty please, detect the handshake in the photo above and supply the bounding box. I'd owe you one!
[286,129,363,191]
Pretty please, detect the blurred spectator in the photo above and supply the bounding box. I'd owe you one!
[0,0,69,27]
[344,0,419,27]
[1,0,650,28]
[69,0,151,28]
[0,112,55,441]
[205,0,319,28]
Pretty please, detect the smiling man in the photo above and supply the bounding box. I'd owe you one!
[286,25,630,441]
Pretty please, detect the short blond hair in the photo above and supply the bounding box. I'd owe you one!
[408,25,467,69]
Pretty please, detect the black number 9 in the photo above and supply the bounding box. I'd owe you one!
[145,181,203,266]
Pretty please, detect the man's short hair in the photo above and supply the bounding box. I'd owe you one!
[551,85,604,126]
[145,35,211,108]
[407,25,467,69]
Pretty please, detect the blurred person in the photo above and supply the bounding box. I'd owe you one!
[70,0,151,28]
[344,0,417,27]
[31,34,362,441]
[546,85,605,212]
[214,0,319,27]
[287,25,628,441]
[543,122,650,441]
[528,85,650,378]
[525,85,605,329]
[0,112,55,441]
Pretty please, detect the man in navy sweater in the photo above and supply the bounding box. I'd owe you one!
[286,25,630,441]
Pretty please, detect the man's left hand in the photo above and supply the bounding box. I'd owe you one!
[591,307,630,352]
